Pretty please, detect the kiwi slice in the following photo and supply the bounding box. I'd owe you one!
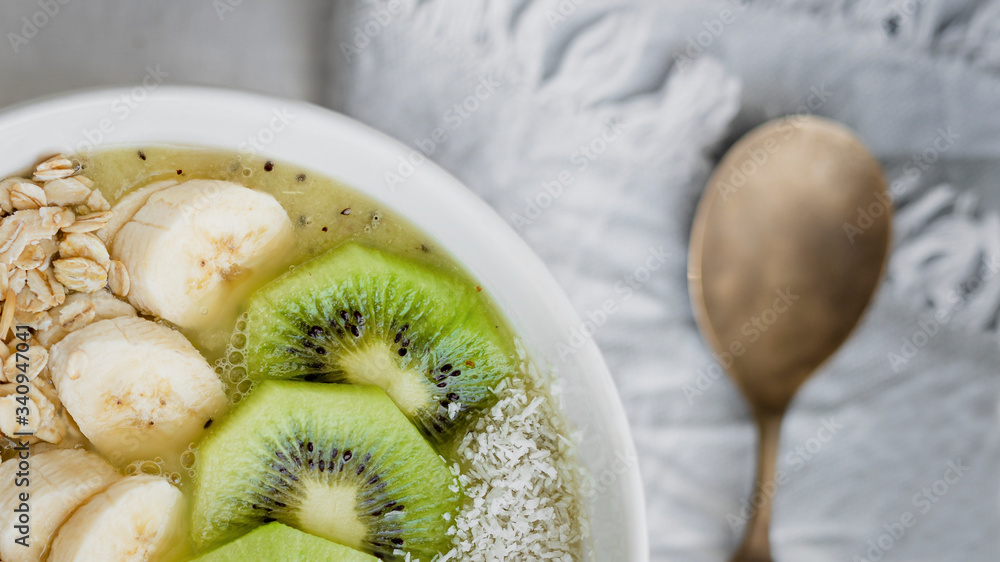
[191,381,461,560]
[192,522,377,562]
[244,242,514,442]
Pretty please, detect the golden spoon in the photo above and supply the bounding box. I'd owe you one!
[687,116,891,562]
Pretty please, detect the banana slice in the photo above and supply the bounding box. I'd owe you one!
[110,179,294,328]
[48,474,185,562]
[0,448,121,562]
[95,179,178,249]
[49,316,227,467]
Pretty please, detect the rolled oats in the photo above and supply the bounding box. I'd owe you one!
[52,257,108,293]
[9,180,47,210]
[43,176,92,206]
[13,309,53,332]
[0,153,138,447]
[35,412,67,444]
[2,344,47,382]
[0,290,16,341]
[8,267,26,293]
[39,206,75,230]
[31,374,60,406]
[35,238,58,271]
[0,178,15,214]
[1,210,61,263]
[61,210,113,233]
[26,268,66,309]
[108,260,130,297]
[59,232,111,269]
[0,215,24,255]
[57,298,96,332]
[14,241,48,270]
[0,393,33,435]
[16,286,49,313]
[32,154,79,182]
[35,291,135,347]
[0,383,64,444]
[85,189,111,212]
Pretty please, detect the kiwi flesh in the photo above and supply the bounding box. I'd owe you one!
[244,242,514,442]
[192,522,377,562]
[191,381,461,560]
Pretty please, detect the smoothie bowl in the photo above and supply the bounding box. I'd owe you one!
[0,88,647,561]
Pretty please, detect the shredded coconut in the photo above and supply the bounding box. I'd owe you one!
[435,354,590,561]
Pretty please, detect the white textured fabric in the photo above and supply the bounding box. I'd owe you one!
[2,1,1000,560]
[327,2,1000,561]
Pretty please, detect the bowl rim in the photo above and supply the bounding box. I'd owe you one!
[0,86,649,560]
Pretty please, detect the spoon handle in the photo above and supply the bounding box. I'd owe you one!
[730,413,783,562]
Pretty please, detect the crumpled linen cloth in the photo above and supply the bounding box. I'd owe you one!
[2,0,1000,560]
[326,2,1000,561]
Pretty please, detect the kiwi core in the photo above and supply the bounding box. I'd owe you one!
[338,344,432,417]
[294,480,366,549]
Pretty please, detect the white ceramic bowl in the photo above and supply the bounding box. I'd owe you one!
[0,87,648,561]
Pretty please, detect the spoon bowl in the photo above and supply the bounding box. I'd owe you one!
[688,116,891,561]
